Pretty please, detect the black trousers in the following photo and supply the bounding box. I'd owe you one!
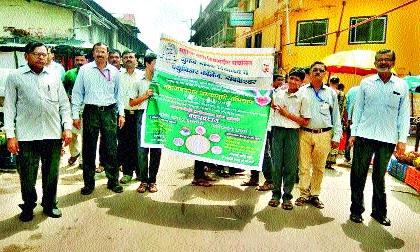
[118,110,140,177]
[137,110,161,184]
[350,137,395,217]
[17,139,61,210]
[82,104,119,187]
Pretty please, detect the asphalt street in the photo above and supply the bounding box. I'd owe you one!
[0,147,419,252]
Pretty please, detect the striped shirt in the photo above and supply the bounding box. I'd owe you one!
[4,65,72,140]
[71,61,123,119]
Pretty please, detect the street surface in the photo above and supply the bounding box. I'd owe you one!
[0,147,419,252]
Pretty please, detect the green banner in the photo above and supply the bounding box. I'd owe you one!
[142,35,274,170]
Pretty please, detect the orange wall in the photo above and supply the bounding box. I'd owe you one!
[236,0,420,90]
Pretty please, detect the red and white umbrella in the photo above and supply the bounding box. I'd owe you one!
[323,50,377,76]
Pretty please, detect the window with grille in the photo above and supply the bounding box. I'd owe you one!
[296,19,328,46]
[349,16,387,44]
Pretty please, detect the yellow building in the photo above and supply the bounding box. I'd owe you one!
[236,0,420,89]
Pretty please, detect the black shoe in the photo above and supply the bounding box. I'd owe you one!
[107,183,123,193]
[350,214,363,223]
[370,213,391,226]
[81,186,94,195]
[18,204,34,222]
[43,207,62,218]
[19,209,34,222]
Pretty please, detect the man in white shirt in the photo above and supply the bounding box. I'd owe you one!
[4,42,72,221]
[118,50,143,184]
[269,68,310,209]
[130,53,161,193]
[349,49,410,226]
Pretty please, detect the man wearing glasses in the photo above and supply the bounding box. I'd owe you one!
[4,42,72,221]
[72,42,125,195]
[348,49,409,226]
[294,61,342,209]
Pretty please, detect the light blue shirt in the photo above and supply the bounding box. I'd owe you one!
[351,74,410,144]
[299,83,342,142]
[71,61,123,119]
[4,65,72,140]
[346,86,360,120]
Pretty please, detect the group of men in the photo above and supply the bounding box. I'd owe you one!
[4,42,160,221]
[4,43,410,228]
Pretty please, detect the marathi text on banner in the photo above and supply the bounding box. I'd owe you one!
[142,35,274,171]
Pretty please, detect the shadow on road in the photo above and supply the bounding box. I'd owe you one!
[57,185,113,208]
[255,206,334,232]
[390,189,420,214]
[341,220,405,251]
[95,185,261,231]
[0,212,47,240]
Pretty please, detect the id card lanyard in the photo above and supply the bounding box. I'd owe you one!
[98,68,111,82]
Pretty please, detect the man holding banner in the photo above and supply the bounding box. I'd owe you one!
[130,53,162,193]
[141,35,274,181]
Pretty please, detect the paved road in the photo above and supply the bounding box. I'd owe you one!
[0,149,419,252]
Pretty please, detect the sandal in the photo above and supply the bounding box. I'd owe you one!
[295,197,308,206]
[281,201,294,210]
[95,165,104,173]
[148,183,158,193]
[136,183,148,193]
[310,196,324,209]
[68,154,80,165]
[192,178,212,187]
[241,179,259,186]
[256,181,274,191]
[268,199,280,207]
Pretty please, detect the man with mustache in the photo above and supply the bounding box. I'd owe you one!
[118,50,143,184]
[72,42,125,195]
[295,61,342,209]
[4,42,72,221]
[348,49,410,226]
[63,51,88,167]
[109,49,122,70]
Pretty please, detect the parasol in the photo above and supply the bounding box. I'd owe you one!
[323,50,377,76]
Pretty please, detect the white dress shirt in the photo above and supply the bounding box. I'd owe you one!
[4,65,72,140]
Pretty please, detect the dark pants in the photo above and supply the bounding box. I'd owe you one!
[137,110,162,184]
[118,110,140,177]
[194,160,208,179]
[344,126,352,161]
[138,148,161,183]
[98,135,108,167]
[82,104,119,188]
[17,139,61,210]
[350,137,395,217]
[271,127,299,201]
[251,131,272,182]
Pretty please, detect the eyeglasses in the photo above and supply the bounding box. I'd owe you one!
[376,58,394,63]
[311,68,326,73]
[30,52,48,58]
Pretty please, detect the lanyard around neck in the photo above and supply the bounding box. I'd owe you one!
[311,86,324,102]
[98,68,111,81]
